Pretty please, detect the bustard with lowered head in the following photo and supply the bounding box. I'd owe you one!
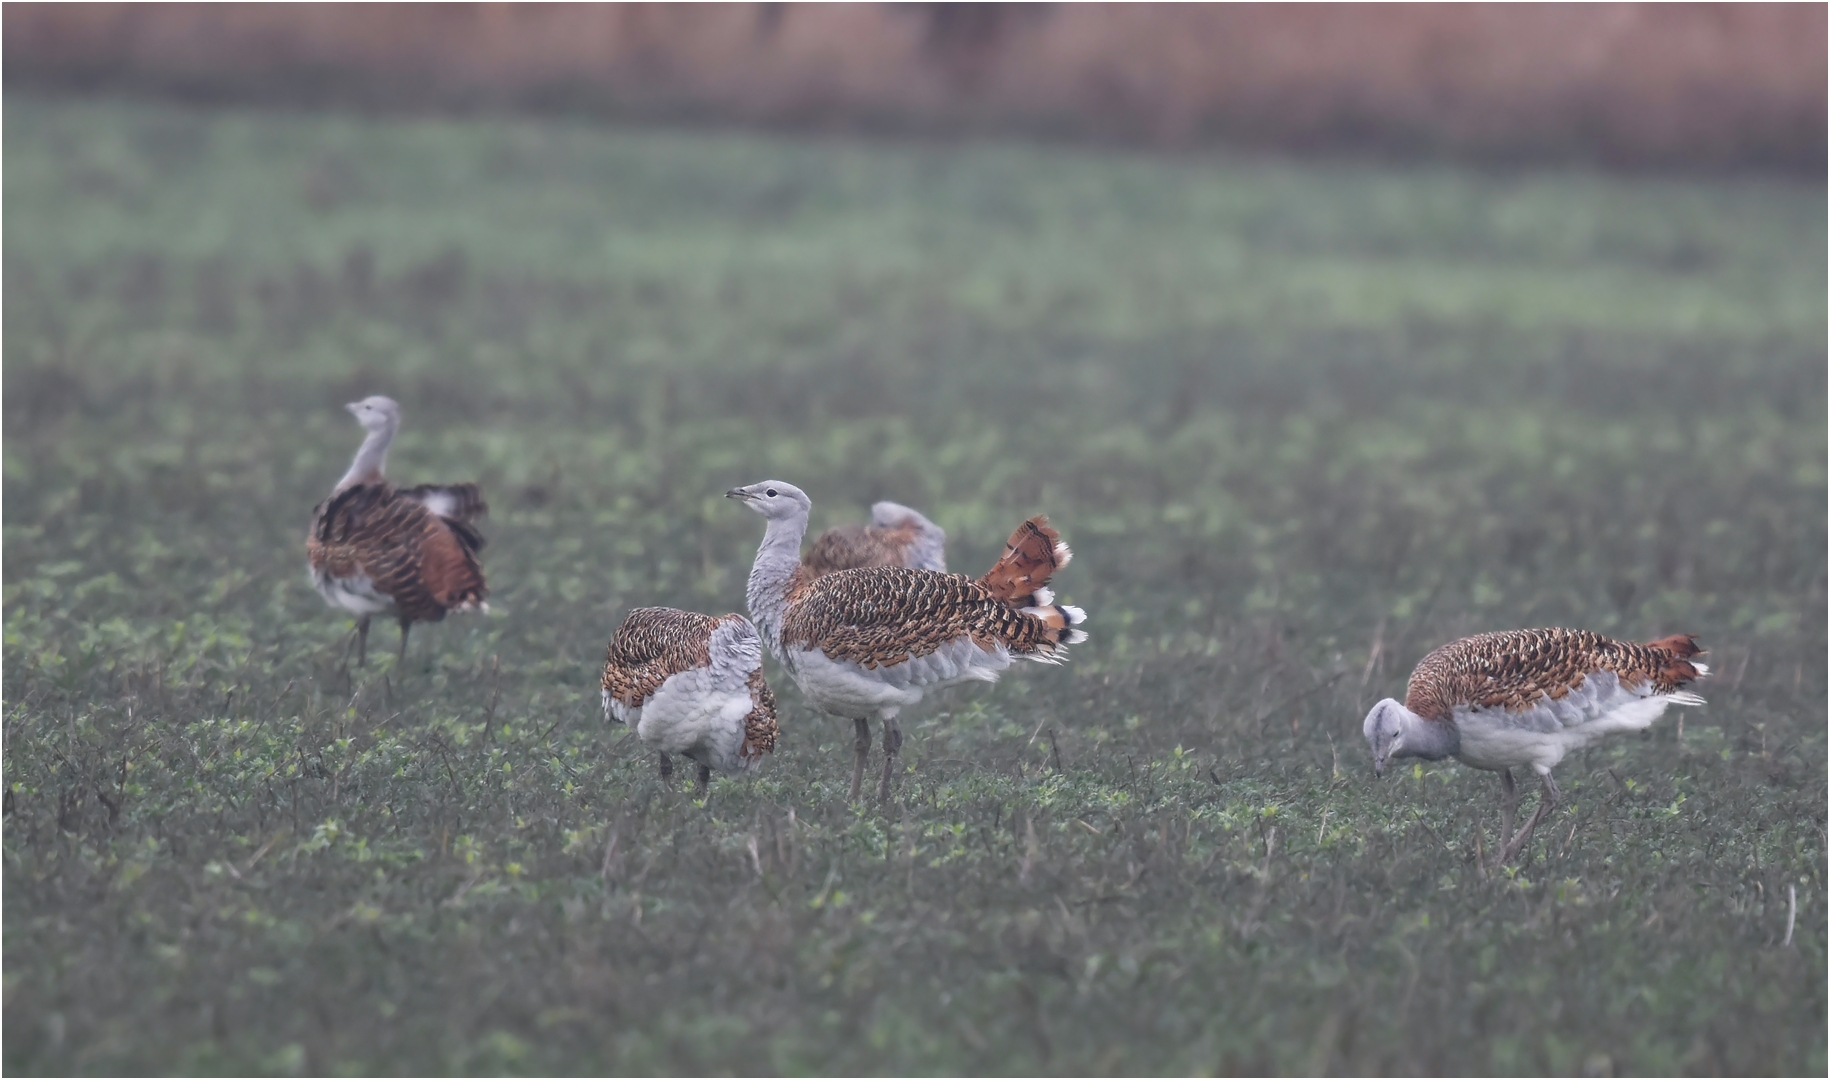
[803,500,947,576]
[730,480,1086,802]
[1364,628,1707,866]
[601,607,778,796]
[308,396,489,666]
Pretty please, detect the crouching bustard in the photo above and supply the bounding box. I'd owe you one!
[601,607,779,796]
[1364,628,1707,866]
[308,396,489,667]
[730,480,1086,802]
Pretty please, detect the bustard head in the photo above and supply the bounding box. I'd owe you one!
[726,480,812,522]
[346,395,401,435]
[1363,698,1407,776]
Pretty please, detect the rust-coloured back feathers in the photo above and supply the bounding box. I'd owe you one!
[1404,628,1707,721]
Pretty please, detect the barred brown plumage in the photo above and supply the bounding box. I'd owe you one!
[732,480,1086,802]
[781,567,1065,669]
[1405,628,1706,721]
[600,607,778,794]
[306,396,489,667]
[1365,627,1707,867]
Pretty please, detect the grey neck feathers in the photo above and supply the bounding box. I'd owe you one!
[336,423,396,492]
[745,509,808,659]
[1398,709,1461,762]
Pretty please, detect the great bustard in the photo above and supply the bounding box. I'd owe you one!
[307,396,489,667]
[601,607,779,796]
[1363,628,1707,866]
[804,501,947,576]
[729,480,1086,802]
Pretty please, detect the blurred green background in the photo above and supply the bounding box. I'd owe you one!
[4,95,1824,1073]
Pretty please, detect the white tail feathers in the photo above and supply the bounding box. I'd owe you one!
[1690,662,1710,677]
[1054,541,1072,567]
[1666,690,1707,707]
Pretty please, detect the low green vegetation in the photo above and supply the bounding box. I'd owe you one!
[4,96,1824,1074]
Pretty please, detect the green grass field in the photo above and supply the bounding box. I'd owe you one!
[4,95,1824,1074]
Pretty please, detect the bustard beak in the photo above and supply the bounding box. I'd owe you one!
[345,402,362,415]
[1372,756,1386,778]
[725,488,751,501]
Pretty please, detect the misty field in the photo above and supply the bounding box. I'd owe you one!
[3,96,1825,1074]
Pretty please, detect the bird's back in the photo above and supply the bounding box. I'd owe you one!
[601,607,730,709]
[1405,628,1706,722]
[308,482,488,621]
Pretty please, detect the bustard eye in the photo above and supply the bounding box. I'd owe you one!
[766,488,778,497]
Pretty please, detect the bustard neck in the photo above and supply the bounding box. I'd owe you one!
[335,423,396,492]
[745,512,807,657]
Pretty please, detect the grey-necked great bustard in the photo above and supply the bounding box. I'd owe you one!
[1363,628,1707,866]
[729,480,1086,802]
[803,501,947,576]
[601,607,779,796]
[308,396,489,667]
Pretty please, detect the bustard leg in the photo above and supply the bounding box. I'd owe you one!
[397,619,411,666]
[658,752,674,782]
[696,764,712,799]
[354,617,372,669]
[1494,770,1560,868]
[1499,768,1518,848]
[848,718,872,802]
[877,711,903,804]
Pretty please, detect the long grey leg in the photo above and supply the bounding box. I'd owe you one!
[696,764,712,798]
[1495,770,1558,867]
[877,712,903,803]
[1500,768,1518,847]
[658,752,674,782]
[849,719,871,802]
[397,619,411,666]
[356,617,371,669]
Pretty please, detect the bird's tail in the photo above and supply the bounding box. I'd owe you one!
[980,515,1087,651]
[1644,632,1708,691]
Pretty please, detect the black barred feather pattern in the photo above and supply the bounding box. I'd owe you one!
[601,608,727,708]
[1405,628,1708,722]
[308,482,488,624]
[782,566,1078,669]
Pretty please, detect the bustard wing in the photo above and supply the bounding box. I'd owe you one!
[601,607,725,709]
[780,566,1074,669]
[1404,628,1707,722]
[309,483,488,621]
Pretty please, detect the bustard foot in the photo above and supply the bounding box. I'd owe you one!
[696,764,711,799]
[848,718,871,803]
[658,752,674,782]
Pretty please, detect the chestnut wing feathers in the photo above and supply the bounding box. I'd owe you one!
[780,566,1060,669]
[309,483,488,622]
[1405,628,1706,721]
[601,608,724,709]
